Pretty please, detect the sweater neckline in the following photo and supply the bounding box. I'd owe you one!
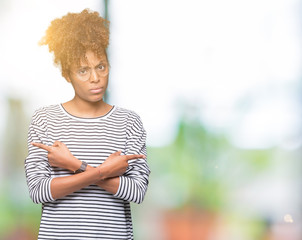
[58,104,116,121]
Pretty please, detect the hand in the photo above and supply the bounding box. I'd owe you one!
[98,151,145,180]
[31,141,81,172]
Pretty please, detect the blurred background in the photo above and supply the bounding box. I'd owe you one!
[0,0,302,239]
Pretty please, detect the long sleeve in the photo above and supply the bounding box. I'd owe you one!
[24,109,54,204]
[114,113,151,204]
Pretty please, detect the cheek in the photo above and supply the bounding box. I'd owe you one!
[68,77,86,95]
[71,82,86,94]
[103,77,109,87]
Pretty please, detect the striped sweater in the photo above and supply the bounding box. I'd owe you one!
[24,104,150,239]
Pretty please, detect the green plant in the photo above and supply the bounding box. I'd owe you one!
[148,116,230,212]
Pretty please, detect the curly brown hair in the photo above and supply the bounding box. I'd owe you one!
[39,9,110,79]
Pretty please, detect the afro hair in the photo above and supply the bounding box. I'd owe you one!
[39,9,110,79]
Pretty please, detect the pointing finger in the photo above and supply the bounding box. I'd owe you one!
[124,154,146,161]
[31,142,52,152]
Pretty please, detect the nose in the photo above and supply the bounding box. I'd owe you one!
[89,69,100,82]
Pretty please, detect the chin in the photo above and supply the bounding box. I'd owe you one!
[89,95,104,103]
[76,93,104,103]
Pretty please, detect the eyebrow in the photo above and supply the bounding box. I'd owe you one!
[78,60,107,68]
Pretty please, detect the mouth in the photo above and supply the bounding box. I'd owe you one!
[89,87,103,94]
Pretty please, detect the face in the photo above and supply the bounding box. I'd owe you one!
[66,50,109,104]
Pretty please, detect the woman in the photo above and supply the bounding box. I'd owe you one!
[25,9,150,239]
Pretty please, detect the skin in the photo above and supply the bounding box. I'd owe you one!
[31,50,145,200]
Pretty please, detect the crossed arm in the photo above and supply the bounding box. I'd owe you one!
[31,141,145,200]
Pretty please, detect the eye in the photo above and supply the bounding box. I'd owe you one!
[77,68,88,75]
[97,64,106,71]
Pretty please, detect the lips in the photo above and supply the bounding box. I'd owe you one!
[89,87,103,94]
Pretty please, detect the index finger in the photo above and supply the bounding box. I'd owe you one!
[124,154,146,161]
[31,142,52,152]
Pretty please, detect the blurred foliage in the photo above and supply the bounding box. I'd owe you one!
[0,179,41,239]
[148,116,228,212]
[0,97,39,239]
[148,112,274,213]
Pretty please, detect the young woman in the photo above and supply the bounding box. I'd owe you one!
[24,9,150,240]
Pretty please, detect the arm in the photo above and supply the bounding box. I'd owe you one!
[113,113,151,204]
[25,111,54,204]
[49,167,103,199]
[27,111,150,203]
[36,113,151,204]
[31,141,145,199]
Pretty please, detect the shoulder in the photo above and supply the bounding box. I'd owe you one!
[113,106,145,134]
[113,106,143,123]
[31,104,61,123]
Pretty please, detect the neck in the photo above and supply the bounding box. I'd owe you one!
[63,97,112,118]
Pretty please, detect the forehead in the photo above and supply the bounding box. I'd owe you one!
[77,51,108,67]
